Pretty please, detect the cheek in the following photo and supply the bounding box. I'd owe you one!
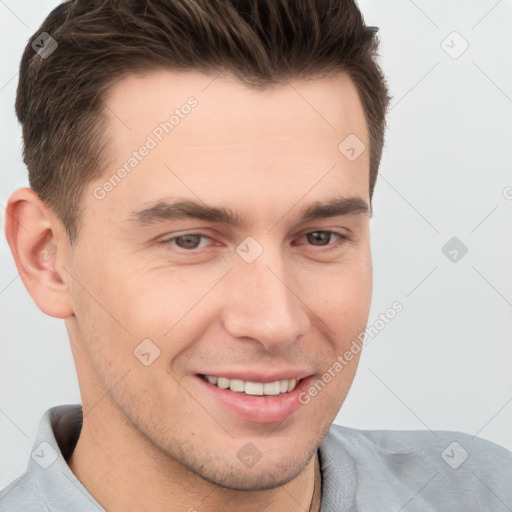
[308,258,372,329]
[72,255,168,339]
[67,254,146,376]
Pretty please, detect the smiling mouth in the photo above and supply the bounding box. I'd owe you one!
[199,374,302,396]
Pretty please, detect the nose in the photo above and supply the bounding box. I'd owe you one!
[221,249,311,351]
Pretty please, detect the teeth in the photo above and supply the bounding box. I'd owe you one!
[203,375,300,395]
[229,379,245,393]
[206,376,218,385]
[217,377,230,389]
[263,381,280,395]
[245,382,263,395]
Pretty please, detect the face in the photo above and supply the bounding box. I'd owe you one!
[65,70,372,490]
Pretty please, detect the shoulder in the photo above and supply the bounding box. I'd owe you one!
[0,471,46,512]
[0,404,84,512]
[319,424,512,511]
[330,422,509,453]
[326,423,512,468]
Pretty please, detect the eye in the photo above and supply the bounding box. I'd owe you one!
[162,233,212,250]
[296,230,346,248]
[160,230,347,252]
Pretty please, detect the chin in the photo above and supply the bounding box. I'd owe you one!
[178,442,319,492]
[195,460,307,491]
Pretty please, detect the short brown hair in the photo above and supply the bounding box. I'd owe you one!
[16,0,390,244]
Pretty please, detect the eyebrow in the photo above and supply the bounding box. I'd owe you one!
[127,196,369,228]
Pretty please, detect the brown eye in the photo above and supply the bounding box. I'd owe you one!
[163,234,211,250]
[176,234,202,249]
[304,231,342,246]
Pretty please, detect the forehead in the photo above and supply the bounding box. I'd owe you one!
[103,70,368,152]
[88,70,370,224]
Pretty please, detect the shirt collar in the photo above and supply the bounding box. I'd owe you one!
[29,404,104,511]
[29,404,356,512]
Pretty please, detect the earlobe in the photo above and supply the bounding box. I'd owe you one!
[4,187,74,319]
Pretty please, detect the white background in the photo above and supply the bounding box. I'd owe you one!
[1,0,511,489]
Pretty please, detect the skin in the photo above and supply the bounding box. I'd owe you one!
[5,70,372,512]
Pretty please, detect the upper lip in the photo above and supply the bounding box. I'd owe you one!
[197,370,313,383]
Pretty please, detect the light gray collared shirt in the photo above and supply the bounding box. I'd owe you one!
[1,404,511,511]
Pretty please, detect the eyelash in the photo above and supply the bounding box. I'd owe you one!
[160,231,348,252]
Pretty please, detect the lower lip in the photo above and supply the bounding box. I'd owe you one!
[194,375,315,424]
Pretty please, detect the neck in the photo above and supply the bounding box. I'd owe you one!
[67,401,321,512]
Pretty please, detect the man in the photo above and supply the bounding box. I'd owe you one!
[1,0,510,511]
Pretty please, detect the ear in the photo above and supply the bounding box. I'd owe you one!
[4,187,74,319]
